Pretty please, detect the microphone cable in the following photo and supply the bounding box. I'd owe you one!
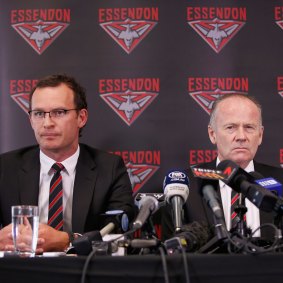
[159,246,170,283]
[80,228,136,283]
[226,222,281,254]
[180,245,190,283]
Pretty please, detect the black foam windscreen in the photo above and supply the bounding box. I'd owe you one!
[72,231,102,255]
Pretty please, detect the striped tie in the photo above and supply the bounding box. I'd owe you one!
[231,191,247,229]
[231,191,240,229]
[48,163,64,231]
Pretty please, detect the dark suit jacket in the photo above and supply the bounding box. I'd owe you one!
[162,159,283,241]
[0,143,135,234]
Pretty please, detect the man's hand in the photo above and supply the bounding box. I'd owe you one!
[0,223,68,254]
[0,224,13,250]
[36,223,69,252]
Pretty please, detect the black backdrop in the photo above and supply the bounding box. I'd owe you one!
[1,0,283,198]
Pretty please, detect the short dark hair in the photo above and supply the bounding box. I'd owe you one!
[29,74,88,136]
[209,93,263,128]
[29,73,87,110]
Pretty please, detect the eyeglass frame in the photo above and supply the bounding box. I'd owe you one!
[28,108,79,120]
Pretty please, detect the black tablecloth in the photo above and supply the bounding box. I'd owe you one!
[1,253,283,283]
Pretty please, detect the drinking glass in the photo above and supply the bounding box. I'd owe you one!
[12,205,39,257]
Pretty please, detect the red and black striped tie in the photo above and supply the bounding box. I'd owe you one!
[231,191,247,228]
[231,191,240,228]
[48,162,64,231]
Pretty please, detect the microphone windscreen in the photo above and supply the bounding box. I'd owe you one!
[163,169,189,188]
[73,231,102,255]
[177,221,212,252]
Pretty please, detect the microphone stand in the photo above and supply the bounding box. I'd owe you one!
[137,218,159,254]
[197,214,229,254]
[232,194,250,237]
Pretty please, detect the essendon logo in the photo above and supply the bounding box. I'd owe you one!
[9,79,38,113]
[99,78,159,126]
[189,149,218,165]
[275,7,283,31]
[187,7,246,53]
[280,149,283,168]
[11,9,71,55]
[277,77,283,98]
[98,7,158,54]
[188,77,248,114]
[111,150,160,193]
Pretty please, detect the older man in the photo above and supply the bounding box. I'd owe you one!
[162,93,283,242]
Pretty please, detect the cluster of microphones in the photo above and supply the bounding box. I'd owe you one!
[71,159,283,256]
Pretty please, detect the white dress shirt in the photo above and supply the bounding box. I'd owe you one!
[218,158,261,237]
[38,146,80,233]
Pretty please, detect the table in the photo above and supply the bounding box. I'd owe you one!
[0,253,283,283]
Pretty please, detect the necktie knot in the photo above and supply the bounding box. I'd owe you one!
[51,162,64,174]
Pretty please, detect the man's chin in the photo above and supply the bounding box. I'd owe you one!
[230,156,251,168]
[39,142,61,152]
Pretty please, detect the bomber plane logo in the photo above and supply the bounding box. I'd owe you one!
[10,93,30,113]
[12,20,69,54]
[100,18,157,54]
[189,18,245,53]
[126,162,159,193]
[100,90,158,126]
[189,89,247,114]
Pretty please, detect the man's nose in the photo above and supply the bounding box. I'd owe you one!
[235,127,247,140]
[42,114,55,126]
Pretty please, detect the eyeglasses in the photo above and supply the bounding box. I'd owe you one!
[28,109,78,120]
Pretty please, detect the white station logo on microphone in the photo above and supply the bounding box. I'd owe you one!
[169,171,186,180]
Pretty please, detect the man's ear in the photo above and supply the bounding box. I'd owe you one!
[208,125,216,145]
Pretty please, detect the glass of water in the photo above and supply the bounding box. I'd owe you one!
[12,205,39,257]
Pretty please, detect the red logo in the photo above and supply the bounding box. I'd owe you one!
[11,9,71,55]
[275,7,283,31]
[277,77,283,98]
[127,162,159,193]
[280,149,283,168]
[190,89,247,114]
[111,150,161,193]
[189,19,245,53]
[187,7,246,53]
[100,19,156,54]
[99,7,158,54]
[11,93,30,113]
[101,90,157,126]
[12,21,69,55]
[9,79,38,113]
[99,78,159,126]
[188,77,248,114]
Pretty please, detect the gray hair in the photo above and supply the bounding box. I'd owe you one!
[209,93,263,128]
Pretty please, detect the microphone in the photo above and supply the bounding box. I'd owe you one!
[217,160,283,215]
[72,230,103,255]
[72,210,128,255]
[101,210,129,233]
[132,195,159,230]
[164,221,211,253]
[251,172,282,197]
[118,238,160,249]
[163,170,190,232]
[201,183,225,220]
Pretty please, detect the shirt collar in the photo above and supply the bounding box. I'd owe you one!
[40,146,80,175]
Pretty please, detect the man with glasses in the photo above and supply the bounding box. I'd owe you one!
[0,74,135,253]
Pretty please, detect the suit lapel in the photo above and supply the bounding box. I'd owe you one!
[19,147,40,206]
[72,146,97,232]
